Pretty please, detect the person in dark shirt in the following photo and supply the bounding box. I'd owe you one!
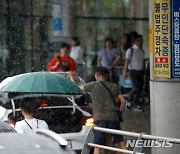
[69,66,126,154]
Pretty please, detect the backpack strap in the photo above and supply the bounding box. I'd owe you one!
[99,81,117,108]
[24,120,33,130]
[57,55,61,62]
[130,47,134,61]
[129,47,134,69]
[24,119,38,130]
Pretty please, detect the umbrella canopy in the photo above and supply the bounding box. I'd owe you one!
[0,72,83,95]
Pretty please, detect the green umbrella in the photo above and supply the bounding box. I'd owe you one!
[0,72,83,95]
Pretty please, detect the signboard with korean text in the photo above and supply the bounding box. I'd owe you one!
[171,0,180,78]
[53,4,63,37]
[153,0,171,78]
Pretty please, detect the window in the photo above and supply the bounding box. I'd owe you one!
[75,0,149,74]
[0,0,52,76]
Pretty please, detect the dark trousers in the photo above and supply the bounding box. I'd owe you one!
[110,68,119,85]
[128,69,144,106]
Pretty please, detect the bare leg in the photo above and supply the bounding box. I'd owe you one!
[94,147,101,154]
[104,135,115,154]
[116,141,127,154]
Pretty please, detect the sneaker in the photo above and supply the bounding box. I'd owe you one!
[126,101,131,110]
[133,106,143,112]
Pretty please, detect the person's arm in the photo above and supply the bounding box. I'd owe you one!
[97,50,102,66]
[123,48,131,79]
[67,71,76,83]
[51,62,60,71]
[117,94,126,112]
[67,71,85,90]
[109,56,120,70]
[69,58,77,72]
[48,57,60,72]
[123,58,130,79]
[43,121,49,130]
[97,58,101,66]
[68,69,94,93]
[15,122,24,134]
[79,85,85,90]
[108,49,120,70]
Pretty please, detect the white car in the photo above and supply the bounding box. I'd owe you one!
[0,94,93,151]
[0,72,93,152]
[0,129,76,154]
[0,120,16,133]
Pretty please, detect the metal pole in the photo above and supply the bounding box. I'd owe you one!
[30,0,34,71]
[93,126,180,144]
[6,0,13,76]
[88,143,143,154]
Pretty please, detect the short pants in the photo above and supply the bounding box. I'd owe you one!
[93,120,123,145]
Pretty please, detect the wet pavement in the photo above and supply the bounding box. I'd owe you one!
[121,103,151,154]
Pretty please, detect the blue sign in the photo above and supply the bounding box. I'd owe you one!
[53,18,62,31]
[53,4,63,37]
[171,0,180,78]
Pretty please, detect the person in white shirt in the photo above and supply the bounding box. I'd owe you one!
[15,98,49,133]
[123,34,144,112]
[70,37,84,78]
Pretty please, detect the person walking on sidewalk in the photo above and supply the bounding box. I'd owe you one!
[97,37,121,84]
[70,37,85,78]
[120,33,132,66]
[123,34,145,112]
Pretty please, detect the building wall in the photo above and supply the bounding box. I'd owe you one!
[0,0,149,79]
[74,0,149,75]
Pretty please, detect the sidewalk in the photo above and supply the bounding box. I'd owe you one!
[121,103,151,154]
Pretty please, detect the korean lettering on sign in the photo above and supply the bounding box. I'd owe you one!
[153,0,171,78]
[172,0,180,78]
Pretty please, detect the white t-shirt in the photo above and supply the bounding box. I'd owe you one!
[126,44,144,70]
[70,46,84,64]
[15,118,49,134]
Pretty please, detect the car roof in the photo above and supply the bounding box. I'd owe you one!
[0,133,76,154]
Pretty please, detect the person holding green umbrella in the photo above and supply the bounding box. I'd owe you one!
[68,67,126,154]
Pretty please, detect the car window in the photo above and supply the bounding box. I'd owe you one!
[42,96,72,106]
[1,96,73,110]
[12,96,73,109]
[0,121,16,133]
[5,96,74,123]
[1,101,12,109]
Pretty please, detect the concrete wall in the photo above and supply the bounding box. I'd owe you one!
[150,80,180,153]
